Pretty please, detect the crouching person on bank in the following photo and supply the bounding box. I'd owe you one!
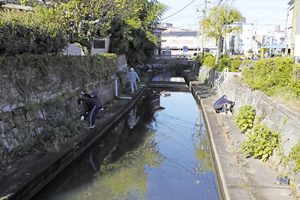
[213,95,234,116]
[78,98,102,129]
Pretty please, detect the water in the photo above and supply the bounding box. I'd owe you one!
[32,92,220,200]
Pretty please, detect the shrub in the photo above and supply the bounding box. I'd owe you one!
[242,57,295,96]
[193,54,206,64]
[231,60,242,72]
[288,141,300,172]
[234,105,255,133]
[215,58,231,71]
[0,9,67,55]
[203,55,215,67]
[241,123,280,162]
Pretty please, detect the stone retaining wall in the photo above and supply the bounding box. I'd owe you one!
[199,65,300,194]
[0,55,128,166]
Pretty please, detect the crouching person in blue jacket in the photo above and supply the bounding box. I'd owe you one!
[78,98,102,128]
[213,95,234,116]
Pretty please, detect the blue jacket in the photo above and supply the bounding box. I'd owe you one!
[214,97,233,106]
[128,71,140,82]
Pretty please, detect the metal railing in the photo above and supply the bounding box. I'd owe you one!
[215,67,228,90]
[156,55,194,60]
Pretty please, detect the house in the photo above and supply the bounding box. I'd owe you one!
[64,39,110,55]
[286,0,295,56]
[160,24,216,56]
[293,0,300,61]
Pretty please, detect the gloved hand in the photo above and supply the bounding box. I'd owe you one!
[81,116,84,121]
[81,92,84,95]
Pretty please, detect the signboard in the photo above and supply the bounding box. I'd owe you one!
[261,48,264,58]
[183,46,188,52]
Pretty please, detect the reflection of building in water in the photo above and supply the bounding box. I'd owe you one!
[127,106,139,129]
[170,77,184,82]
[152,71,184,82]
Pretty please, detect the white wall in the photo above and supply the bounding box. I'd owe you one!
[240,24,254,53]
[64,38,110,55]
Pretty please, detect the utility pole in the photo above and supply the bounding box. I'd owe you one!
[291,0,298,57]
[201,0,207,55]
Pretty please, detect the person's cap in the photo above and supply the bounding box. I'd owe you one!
[130,68,134,71]
[91,91,97,96]
[222,95,227,98]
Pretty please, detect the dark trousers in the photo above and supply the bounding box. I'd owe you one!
[89,105,101,126]
[214,103,228,113]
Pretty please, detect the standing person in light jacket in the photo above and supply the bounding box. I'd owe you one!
[213,95,234,115]
[128,67,140,93]
[78,98,102,129]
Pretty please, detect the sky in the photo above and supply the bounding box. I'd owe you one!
[158,0,290,31]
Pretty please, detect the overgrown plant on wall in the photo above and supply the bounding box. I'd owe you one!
[0,54,118,99]
[0,53,119,167]
[240,123,280,162]
[287,142,300,173]
[234,105,255,134]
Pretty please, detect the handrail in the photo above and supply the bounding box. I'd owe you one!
[215,68,228,90]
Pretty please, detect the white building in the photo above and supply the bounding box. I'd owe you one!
[286,0,294,55]
[160,25,216,56]
[65,38,110,55]
[240,23,254,54]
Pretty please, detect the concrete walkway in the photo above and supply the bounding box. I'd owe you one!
[185,71,295,200]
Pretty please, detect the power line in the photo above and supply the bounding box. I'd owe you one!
[255,8,287,21]
[230,0,238,6]
[162,0,196,20]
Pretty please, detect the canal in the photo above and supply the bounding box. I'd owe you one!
[32,90,221,200]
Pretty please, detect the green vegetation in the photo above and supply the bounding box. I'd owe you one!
[234,105,255,133]
[231,60,242,72]
[241,123,280,162]
[0,9,67,55]
[197,55,241,72]
[202,54,216,67]
[0,54,118,99]
[199,4,243,65]
[20,0,139,55]
[242,57,300,112]
[215,57,231,72]
[109,0,167,67]
[287,142,300,173]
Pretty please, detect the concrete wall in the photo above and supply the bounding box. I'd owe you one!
[199,65,300,194]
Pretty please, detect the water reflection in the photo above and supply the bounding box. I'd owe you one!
[152,71,184,82]
[32,92,220,200]
[127,105,139,129]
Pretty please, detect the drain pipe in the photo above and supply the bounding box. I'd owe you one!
[112,76,118,97]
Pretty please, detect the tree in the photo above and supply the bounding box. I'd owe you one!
[108,0,167,66]
[199,5,243,65]
[0,9,67,55]
[21,0,140,55]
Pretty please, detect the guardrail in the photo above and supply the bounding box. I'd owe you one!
[156,55,194,60]
[214,67,228,90]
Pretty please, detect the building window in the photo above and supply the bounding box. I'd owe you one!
[94,40,105,49]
